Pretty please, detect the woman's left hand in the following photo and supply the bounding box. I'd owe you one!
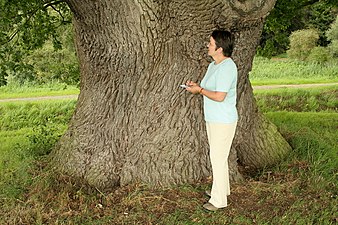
[185,81,202,94]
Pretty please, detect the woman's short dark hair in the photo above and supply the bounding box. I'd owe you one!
[211,30,234,57]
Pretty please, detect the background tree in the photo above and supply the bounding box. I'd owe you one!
[258,0,338,57]
[327,15,338,57]
[22,27,79,85]
[286,15,338,63]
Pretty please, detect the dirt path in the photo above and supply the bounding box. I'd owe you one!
[0,94,79,102]
[0,83,337,103]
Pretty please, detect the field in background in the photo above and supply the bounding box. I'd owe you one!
[0,57,337,101]
[254,85,338,112]
[0,81,337,224]
[250,57,338,85]
[0,82,79,100]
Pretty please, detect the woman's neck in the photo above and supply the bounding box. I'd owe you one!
[214,55,229,65]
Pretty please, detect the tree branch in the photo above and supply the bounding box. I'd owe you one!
[46,1,71,24]
[4,0,69,44]
[229,0,276,17]
[43,0,65,8]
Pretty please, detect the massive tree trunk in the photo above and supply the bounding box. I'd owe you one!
[51,0,291,189]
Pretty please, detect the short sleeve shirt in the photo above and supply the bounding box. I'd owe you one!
[200,58,238,124]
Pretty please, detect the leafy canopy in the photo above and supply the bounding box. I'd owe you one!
[259,0,337,57]
[0,0,71,86]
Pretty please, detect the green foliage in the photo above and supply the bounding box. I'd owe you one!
[307,46,331,63]
[257,35,289,58]
[0,0,72,86]
[285,17,338,63]
[28,119,64,157]
[304,1,338,46]
[24,39,79,85]
[326,15,338,41]
[326,16,338,57]
[259,0,337,57]
[5,24,79,85]
[0,100,76,131]
[258,0,303,57]
[265,112,337,184]
[0,129,34,199]
[328,40,338,57]
[287,29,319,61]
[0,81,79,99]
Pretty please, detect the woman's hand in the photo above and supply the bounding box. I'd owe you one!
[186,81,198,87]
[185,80,202,94]
[185,80,227,101]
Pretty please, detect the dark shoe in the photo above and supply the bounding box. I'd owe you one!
[205,190,211,197]
[203,202,219,211]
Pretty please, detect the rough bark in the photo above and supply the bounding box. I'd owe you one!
[51,0,291,190]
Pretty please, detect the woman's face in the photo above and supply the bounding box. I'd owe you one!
[207,37,218,57]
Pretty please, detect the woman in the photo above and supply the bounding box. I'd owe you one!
[185,30,238,211]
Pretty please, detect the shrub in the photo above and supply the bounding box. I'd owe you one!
[307,46,331,64]
[326,16,338,42]
[287,29,319,61]
[326,16,338,59]
[328,40,338,58]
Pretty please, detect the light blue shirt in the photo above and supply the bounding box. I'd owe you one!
[200,58,238,124]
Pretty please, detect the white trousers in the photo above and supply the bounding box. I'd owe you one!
[206,121,237,208]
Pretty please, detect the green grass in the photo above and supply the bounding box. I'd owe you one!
[0,129,33,199]
[250,57,338,85]
[254,85,338,112]
[0,100,75,206]
[0,82,79,99]
[265,112,337,186]
[0,100,76,130]
[0,86,337,224]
